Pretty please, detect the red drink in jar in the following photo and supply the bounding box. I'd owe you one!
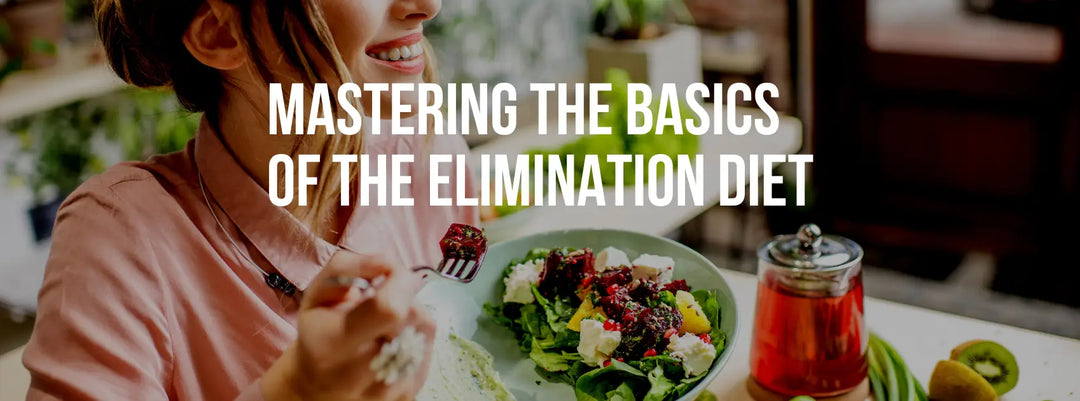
[750,224,867,397]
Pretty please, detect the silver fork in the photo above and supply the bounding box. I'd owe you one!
[325,249,487,293]
[412,250,487,283]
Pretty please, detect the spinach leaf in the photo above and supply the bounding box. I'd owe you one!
[671,375,707,399]
[517,303,547,339]
[575,361,647,401]
[483,302,514,327]
[691,290,725,350]
[631,355,685,381]
[643,364,676,401]
[530,341,581,372]
[532,286,570,334]
[605,382,637,401]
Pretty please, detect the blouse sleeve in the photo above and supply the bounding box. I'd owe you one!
[22,183,174,400]
[21,181,265,401]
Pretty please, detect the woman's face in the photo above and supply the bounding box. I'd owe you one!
[321,0,440,114]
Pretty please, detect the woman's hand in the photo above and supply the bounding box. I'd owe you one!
[261,251,435,401]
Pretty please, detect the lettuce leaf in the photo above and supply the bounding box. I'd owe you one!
[574,360,647,401]
[605,382,637,401]
[691,289,725,350]
[642,364,676,401]
[530,341,581,372]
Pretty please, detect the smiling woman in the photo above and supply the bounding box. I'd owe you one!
[21,0,484,401]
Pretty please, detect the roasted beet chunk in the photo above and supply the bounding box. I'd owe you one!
[614,304,683,359]
[598,285,632,318]
[438,223,487,260]
[663,279,690,293]
[629,279,662,303]
[595,266,633,292]
[538,248,594,298]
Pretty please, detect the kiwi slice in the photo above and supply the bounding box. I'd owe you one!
[950,340,1019,396]
[929,360,998,401]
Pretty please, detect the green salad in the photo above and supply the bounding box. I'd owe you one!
[485,246,726,401]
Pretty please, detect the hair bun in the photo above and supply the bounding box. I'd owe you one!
[95,0,173,88]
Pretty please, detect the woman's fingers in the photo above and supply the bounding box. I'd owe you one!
[302,251,395,310]
[404,304,438,396]
[363,302,438,401]
[345,268,425,338]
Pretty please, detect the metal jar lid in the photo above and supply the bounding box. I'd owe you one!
[757,224,864,295]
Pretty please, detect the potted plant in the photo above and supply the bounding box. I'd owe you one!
[102,88,201,160]
[586,0,701,94]
[0,0,63,69]
[4,100,105,241]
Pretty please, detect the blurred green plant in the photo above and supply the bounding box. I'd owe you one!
[0,18,58,87]
[101,88,201,160]
[4,88,199,204]
[592,0,691,40]
[4,100,106,203]
[0,19,19,85]
[63,0,92,22]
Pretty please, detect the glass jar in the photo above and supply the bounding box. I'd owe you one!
[749,224,867,397]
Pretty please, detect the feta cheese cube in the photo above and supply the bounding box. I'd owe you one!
[594,247,631,272]
[577,319,622,367]
[631,254,675,284]
[502,259,543,304]
[666,333,717,376]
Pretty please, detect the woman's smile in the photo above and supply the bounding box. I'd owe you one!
[366,32,426,75]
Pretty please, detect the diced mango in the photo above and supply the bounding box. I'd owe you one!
[568,298,606,332]
[676,290,711,335]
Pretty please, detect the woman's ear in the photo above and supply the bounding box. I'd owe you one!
[182,0,246,71]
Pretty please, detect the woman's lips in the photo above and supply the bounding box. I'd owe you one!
[366,33,425,75]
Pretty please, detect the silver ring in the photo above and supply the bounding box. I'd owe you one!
[370,326,426,384]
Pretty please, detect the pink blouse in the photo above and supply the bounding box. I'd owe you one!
[22,119,477,400]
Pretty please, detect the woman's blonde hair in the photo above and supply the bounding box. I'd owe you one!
[95,0,437,233]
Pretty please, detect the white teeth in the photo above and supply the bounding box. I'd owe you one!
[370,44,424,62]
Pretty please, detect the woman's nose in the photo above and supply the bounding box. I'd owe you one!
[391,0,440,23]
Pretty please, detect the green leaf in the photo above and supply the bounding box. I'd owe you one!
[532,286,570,334]
[574,360,647,401]
[630,355,684,380]
[691,290,725,349]
[671,374,707,398]
[29,37,57,55]
[0,20,10,44]
[529,341,581,372]
[642,364,676,401]
[605,382,637,401]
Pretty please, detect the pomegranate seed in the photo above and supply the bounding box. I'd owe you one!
[643,349,658,357]
[664,328,678,339]
[603,360,612,367]
[606,284,619,295]
[581,275,595,287]
[603,319,618,331]
[616,358,624,362]
[699,333,712,344]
